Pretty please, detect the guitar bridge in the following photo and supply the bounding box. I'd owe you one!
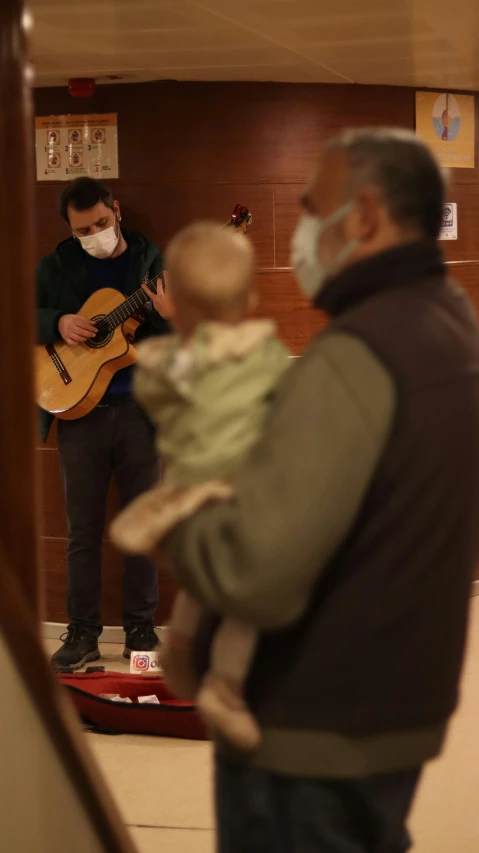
[46,343,72,386]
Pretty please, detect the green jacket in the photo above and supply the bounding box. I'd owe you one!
[36,229,169,441]
[134,321,290,487]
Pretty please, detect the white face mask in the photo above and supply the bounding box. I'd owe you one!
[290,201,358,300]
[77,219,120,259]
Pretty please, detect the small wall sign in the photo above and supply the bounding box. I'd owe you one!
[439,203,458,241]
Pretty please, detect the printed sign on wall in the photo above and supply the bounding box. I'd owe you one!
[439,203,458,241]
[415,92,475,169]
[35,113,119,181]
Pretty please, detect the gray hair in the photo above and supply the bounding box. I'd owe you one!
[325,128,448,240]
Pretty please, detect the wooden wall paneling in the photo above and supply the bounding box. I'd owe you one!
[118,183,274,268]
[35,82,322,185]
[274,184,303,267]
[34,182,275,268]
[33,82,415,186]
[37,418,58,449]
[276,184,479,268]
[35,185,67,254]
[446,261,479,310]
[442,181,479,263]
[34,80,479,622]
[0,0,39,612]
[0,4,139,850]
[39,449,66,539]
[255,270,326,353]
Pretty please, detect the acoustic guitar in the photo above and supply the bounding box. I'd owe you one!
[35,205,252,420]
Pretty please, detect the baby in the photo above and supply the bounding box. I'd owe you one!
[110,221,290,751]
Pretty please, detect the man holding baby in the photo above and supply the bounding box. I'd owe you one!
[156,130,479,852]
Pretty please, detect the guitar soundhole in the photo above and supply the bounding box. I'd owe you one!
[86,315,114,349]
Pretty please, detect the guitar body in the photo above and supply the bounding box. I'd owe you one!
[35,288,141,420]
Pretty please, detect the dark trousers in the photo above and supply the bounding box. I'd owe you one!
[215,756,421,853]
[57,401,158,636]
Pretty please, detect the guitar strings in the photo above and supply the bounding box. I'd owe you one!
[92,271,163,335]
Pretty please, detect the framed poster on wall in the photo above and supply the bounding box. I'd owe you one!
[415,92,475,169]
[35,113,119,181]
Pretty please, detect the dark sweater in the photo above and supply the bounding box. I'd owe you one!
[83,248,133,395]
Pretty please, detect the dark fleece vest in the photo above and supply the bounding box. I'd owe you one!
[244,242,479,736]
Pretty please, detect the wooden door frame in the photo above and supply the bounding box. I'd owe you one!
[0,3,139,851]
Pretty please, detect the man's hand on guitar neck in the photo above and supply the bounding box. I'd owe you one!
[142,271,175,320]
[58,314,97,346]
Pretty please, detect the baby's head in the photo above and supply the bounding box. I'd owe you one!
[165,221,255,337]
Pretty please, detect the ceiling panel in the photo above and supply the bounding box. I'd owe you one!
[32,26,271,54]
[286,17,431,45]
[246,0,401,18]
[301,38,456,65]
[30,0,225,29]
[27,0,479,90]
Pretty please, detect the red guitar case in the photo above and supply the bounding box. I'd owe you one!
[58,671,207,740]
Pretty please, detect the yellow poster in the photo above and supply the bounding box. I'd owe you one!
[415,92,475,169]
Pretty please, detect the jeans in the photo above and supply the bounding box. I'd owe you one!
[57,401,158,635]
[215,756,421,853]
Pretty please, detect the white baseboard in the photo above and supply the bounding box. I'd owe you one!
[41,622,165,644]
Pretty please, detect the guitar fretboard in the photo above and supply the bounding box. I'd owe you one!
[94,272,164,335]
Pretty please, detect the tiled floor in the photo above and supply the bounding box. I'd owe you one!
[43,635,216,852]
[409,595,479,853]
[44,596,479,852]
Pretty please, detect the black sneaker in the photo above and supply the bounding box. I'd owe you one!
[51,624,100,672]
[123,625,160,659]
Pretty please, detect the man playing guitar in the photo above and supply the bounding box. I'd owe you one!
[37,177,171,671]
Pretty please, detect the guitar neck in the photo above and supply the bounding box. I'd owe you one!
[104,272,163,330]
